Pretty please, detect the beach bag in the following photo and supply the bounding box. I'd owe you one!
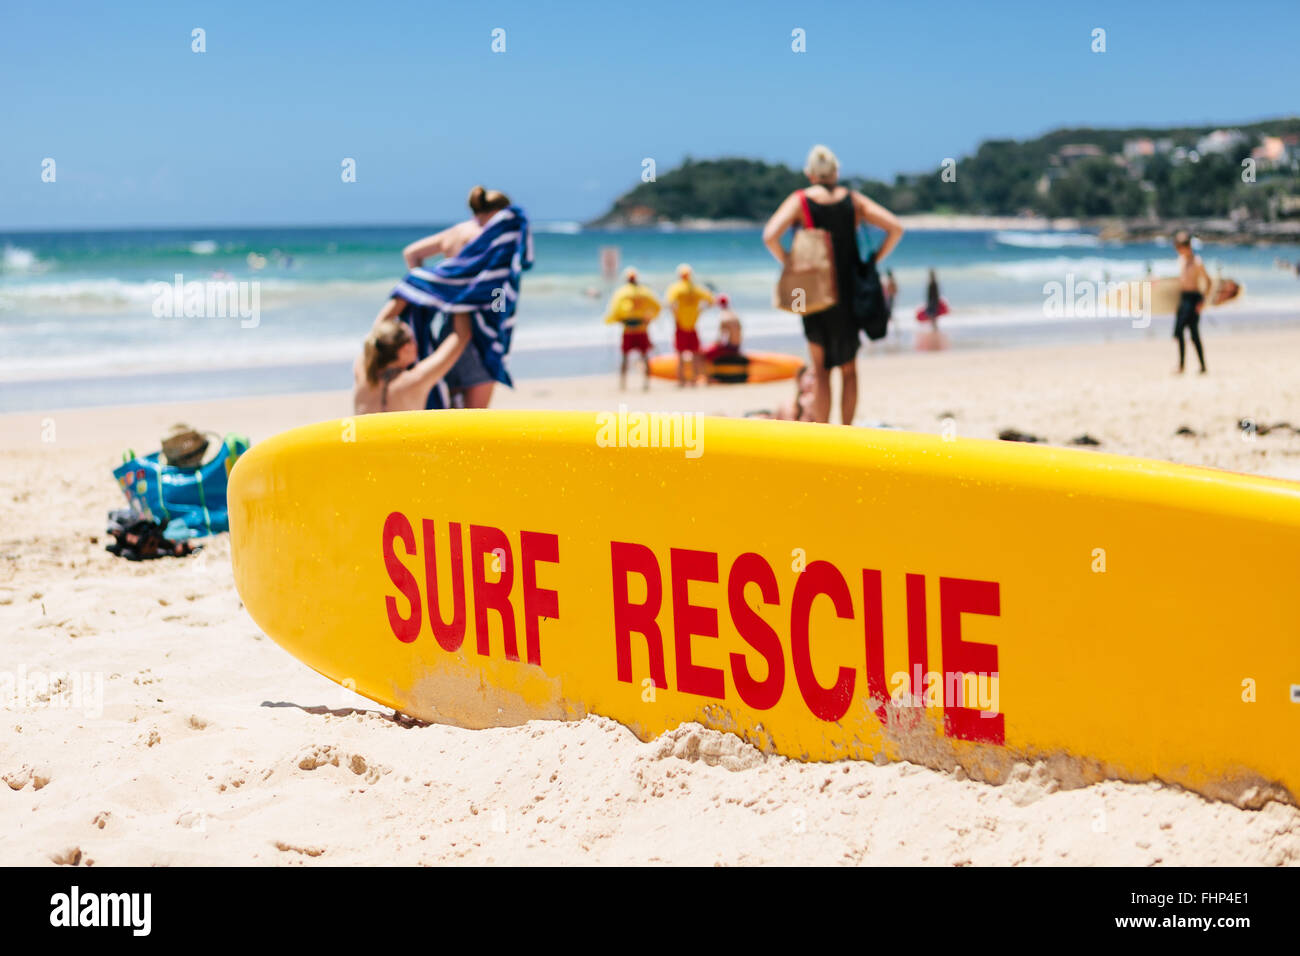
[112,434,250,540]
[774,191,837,315]
[853,229,891,341]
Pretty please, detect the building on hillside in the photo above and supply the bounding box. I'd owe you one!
[1054,144,1105,166]
[1123,138,1155,160]
[1196,129,1247,155]
[1251,136,1287,167]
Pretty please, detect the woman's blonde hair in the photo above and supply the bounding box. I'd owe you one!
[804,144,839,185]
[468,185,511,215]
[363,318,412,386]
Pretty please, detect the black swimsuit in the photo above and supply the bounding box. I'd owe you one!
[801,191,862,369]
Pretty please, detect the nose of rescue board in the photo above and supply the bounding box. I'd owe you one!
[229,409,1300,805]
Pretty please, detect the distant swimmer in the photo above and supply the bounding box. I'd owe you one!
[914,269,951,351]
[920,269,947,327]
[665,263,715,387]
[1172,230,1210,374]
[604,267,661,391]
[884,269,900,345]
[884,269,898,312]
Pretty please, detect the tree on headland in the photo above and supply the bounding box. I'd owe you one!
[1045,157,1148,218]
[589,118,1300,226]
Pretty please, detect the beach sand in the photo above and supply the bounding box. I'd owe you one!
[4,329,1300,866]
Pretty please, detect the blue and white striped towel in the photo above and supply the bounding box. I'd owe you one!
[391,205,534,409]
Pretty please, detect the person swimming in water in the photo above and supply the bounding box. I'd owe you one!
[1172,230,1211,374]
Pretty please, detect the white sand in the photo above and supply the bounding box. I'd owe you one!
[3,330,1300,865]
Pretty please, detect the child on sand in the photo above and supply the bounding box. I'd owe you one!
[664,263,714,387]
[604,267,661,390]
[1172,230,1211,374]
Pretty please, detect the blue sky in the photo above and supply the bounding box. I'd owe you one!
[3,0,1297,228]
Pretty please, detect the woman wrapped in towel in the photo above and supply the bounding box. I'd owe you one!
[355,186,533,412]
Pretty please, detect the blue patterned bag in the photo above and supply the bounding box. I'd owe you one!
[112,434,250,540]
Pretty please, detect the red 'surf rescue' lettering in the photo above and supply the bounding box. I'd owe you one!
[609,544,1003,743]
[381,512,559,667]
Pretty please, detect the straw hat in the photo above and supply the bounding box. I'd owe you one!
[161,424,210,468]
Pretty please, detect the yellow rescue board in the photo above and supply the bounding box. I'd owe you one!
[229,411,1300,803]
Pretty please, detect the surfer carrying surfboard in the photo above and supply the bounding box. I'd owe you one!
[604,267,661,391]
[1172,230,1210,374]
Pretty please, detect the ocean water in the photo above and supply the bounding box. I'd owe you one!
[2,223,1298,410]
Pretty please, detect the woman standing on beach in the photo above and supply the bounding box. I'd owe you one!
[762,145,904,424]
[391,186,527,409]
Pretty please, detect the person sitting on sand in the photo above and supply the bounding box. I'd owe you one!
[353,318,472,415]
[747,365,816,421]
[604,267,661,390]
[711,295,743,352]
[702,295,749,383]
[665,263,714,387]
[773,365,816,421]
[1172,230,1210,375]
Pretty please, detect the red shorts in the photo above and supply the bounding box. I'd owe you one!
[621,330,652,354]
[674,328,700,353]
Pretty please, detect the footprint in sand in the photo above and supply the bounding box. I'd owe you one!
[3,765,51,791]
[274,841,325,857]
[294,745,387,784]
[50,846,87,866]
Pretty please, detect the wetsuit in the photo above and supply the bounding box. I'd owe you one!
[801,191,861,369]
[1174,290,1206,372]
